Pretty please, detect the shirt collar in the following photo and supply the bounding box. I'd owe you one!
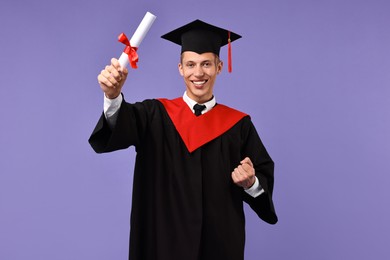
[183,91,216,115]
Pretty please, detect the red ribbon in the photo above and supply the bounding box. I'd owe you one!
[118,33,139,69]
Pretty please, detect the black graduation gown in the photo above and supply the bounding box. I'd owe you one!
[88,97,277,260]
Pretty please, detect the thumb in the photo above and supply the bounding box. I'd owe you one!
[240,157,253,167]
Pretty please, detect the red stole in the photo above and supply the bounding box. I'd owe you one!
[158,97,248,153]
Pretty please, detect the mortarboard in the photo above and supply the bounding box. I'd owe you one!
[161,19,242,72]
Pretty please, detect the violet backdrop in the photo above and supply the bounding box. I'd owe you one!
[1,0,389,259]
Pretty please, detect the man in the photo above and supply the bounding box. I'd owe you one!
[89,19,277,260]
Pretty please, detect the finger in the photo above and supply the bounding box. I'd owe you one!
[98,70,120,89]
[97,74,114,88]
[104,65,115,76]
[111,58,129,82]
[111,58,121,70]
[112,58,129,75]
[231,171,239,183]
[232,171,251,188]
[241,157,253,167]
[109,70,122,82]
[236,171,252,186]
[105,65,112,73]
[111,58,127,78]
[232,166,256,189]
[102,69,120,86]
[232,167,240,177]
[240,163,253,175]
[231,169,243,184]
[238,165,255,185]
[233,167,242,177]
[105,64,119,75]
[234,167,248,180]
[236,165,250,176]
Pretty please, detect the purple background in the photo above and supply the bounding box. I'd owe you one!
[1,0,389,259]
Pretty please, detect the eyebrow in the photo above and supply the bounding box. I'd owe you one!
[185,59,213,64]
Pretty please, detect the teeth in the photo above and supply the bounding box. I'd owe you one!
[193,81,206,85]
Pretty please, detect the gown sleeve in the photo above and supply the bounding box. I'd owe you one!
[240,117,278,224]
[88,97,154,153]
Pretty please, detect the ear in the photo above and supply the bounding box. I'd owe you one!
[217,60,223,74]
[178,63,184,76]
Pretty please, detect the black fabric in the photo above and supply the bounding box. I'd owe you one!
[161,19,241,55]
[89,98,277,260]
[193,104,206,116]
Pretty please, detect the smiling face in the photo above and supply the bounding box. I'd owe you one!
[178,51,223,104]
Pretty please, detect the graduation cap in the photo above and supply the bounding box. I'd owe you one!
[161,19,242,72]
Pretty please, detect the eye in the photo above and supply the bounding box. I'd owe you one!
[202,62,212,68]
[186,63,195,68]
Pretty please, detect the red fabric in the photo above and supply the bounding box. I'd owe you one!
[158,98,248,152]
[118,33,139,69]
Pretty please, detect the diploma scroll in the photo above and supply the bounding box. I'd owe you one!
[118,12,157,68]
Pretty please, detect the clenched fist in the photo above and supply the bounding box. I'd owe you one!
[97,58,129,99]
[231,157,256,189]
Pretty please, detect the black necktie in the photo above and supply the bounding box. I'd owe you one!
[193,104,206,116]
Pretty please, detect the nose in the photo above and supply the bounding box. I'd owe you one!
[194,65,204,77]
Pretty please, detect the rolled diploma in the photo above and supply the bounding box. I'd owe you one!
[118,12,157,68]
